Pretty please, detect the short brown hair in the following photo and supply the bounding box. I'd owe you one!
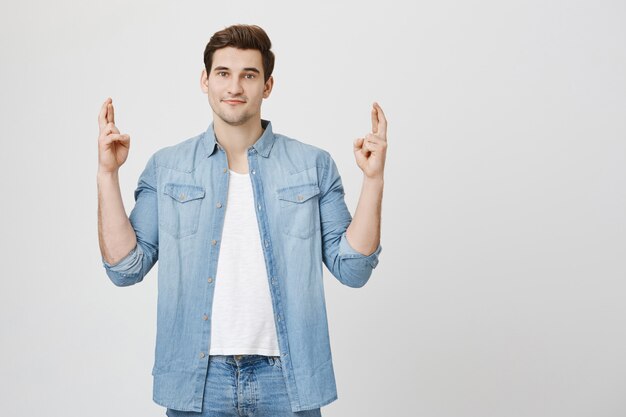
[203,24,275,83]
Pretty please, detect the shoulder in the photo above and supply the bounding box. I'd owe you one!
[271,132,344,196]
[272,132,334,174]
[150,132,205,173]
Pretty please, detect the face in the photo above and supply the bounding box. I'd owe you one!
[201,46,273,127]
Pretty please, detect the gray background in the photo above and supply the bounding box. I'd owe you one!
[1,0,625,416]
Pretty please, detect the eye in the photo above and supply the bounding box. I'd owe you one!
[217,71,228,77]
[244,73,256,79]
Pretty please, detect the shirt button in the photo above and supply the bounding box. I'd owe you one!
[203,314,208,320]
[180,193,186,201]
[264,240,269,247]
[297,195,303,201]
[216,202,222,208]
[207,277,213,283]
[223,167,227,173]
[252,170,256,175]
[257,204,261,210]
[212,240,217,246]
[199,352,205,358]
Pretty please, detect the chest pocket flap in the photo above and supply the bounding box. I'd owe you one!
[276,184,321,203]
[163,183,206,203]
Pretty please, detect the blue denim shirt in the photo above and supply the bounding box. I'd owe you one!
[101,119,382,412]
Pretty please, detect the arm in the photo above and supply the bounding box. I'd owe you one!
[320,153,382,288]
[345,176,383,256]
[98,154,159,286]
[97,97,158,286]
[98,170,137,266]
[345,101,387,255]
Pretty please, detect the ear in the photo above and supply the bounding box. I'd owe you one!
[263,75,274,99]
[200,68,208,93]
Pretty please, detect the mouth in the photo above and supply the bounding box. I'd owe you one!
[222,99,246,105]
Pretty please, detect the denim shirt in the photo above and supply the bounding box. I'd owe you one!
[101,119,382,412]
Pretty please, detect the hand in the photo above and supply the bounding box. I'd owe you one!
[98,97,131,174]
[353,102,387,180]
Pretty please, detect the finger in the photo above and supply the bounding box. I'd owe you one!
[107,102,115,125]
[371,106,378,134]
[102,133,130,147]
[364,132,387,150]
[353,137,369,156]
[365,133,386,145]
[373,102,387,138]
[104,122,120,135]
[98,97,112,129]
[363,140,383,153]
[102,133,129,144]
[360,140,370,156]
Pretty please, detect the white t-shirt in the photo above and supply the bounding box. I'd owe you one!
[208,169,281,356]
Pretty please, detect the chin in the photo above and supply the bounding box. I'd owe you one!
[220,114,252,126]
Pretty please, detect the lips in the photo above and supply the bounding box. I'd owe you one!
[222,99,245,105]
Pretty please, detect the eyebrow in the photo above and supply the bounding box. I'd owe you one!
[213,66,261,74]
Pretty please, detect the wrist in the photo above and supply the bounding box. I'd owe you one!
[97,169,119,180]
[363,175,384,186]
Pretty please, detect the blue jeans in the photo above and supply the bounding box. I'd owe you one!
[165,355,323,417]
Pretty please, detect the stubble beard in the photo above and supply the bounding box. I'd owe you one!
[216,110,253,126]
[210,97,258,127]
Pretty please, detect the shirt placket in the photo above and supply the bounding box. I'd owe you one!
[194,146,231,405]
[245,146,301,409]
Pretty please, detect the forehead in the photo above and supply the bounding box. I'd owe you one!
[211,47,263,71]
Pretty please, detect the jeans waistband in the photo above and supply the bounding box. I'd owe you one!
[209,354,280,367]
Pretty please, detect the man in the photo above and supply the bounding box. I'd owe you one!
[98,24,386,416]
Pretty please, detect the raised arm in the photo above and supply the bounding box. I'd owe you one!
[345,102,387,255]
[97,97,158,286]
[97,97,136,265]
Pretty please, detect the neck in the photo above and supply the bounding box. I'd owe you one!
[213,115,265,156]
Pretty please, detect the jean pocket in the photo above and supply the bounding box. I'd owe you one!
[159,182,205,238]
[276,183,321,239]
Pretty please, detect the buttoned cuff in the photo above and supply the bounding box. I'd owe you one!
[338,232,382,269]
[102,244,144,276]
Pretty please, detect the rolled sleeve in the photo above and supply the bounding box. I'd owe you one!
[320,152,382,288]
[102,243,143,273]
[101,153,159,287]
[338,231,382,269]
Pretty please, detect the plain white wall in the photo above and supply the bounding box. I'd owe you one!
[1,1,625,416]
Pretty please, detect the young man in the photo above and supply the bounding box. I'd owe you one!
[97,24,386,416]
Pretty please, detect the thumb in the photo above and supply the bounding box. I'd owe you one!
[353,137,369,162]
[353,137,364,151]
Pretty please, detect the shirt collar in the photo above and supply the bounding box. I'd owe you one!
[202,119,275,158]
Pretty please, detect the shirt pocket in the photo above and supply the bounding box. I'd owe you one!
[276,183,321,239]
[159,183,205,238]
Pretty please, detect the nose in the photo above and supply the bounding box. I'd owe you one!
[228,76,244,96]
